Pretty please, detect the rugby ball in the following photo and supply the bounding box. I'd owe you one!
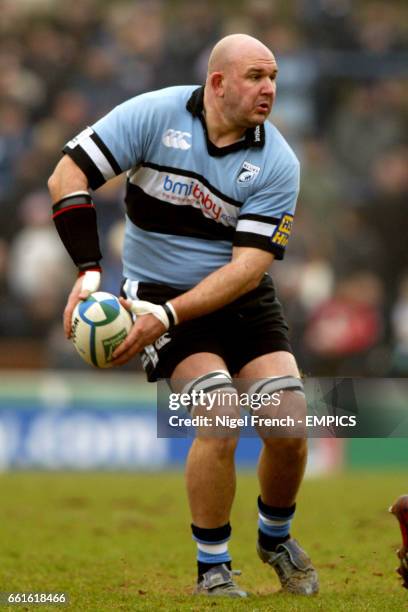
[71,292,132,368]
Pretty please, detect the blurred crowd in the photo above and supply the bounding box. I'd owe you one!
[0,0,407,375]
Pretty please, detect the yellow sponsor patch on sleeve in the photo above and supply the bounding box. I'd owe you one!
[271,214,293,247]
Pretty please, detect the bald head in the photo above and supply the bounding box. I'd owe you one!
[203,33,278,138]
[207,34,273,75]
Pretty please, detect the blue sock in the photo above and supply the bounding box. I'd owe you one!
[257,495,296,551]
[191,523,232,579]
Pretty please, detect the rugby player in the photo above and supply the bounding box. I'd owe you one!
[48,34,318,597]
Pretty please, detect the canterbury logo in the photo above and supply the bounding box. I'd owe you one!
[162,129,192,150]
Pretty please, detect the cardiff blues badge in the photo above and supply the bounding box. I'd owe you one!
[237,161,261,185]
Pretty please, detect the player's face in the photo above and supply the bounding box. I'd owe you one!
[222,54,278,128]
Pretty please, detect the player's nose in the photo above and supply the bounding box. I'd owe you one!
[261,78,275,96]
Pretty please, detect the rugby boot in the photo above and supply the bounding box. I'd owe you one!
[389,494,408,588]
[194,564,247,597]
[257,538,319,595]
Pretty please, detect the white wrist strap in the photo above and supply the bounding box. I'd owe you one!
[81,270,101,293]
[165,301,178,325]
[129,300,175,330]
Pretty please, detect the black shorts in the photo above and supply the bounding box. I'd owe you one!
[122,275,292,382]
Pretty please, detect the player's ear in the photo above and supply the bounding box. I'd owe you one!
[210,72,225,97]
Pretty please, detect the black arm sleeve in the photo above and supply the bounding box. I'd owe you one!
[52,193,102,270]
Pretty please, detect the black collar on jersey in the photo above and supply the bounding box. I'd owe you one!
[186,86,265,157]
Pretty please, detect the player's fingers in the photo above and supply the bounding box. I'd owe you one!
[111,353,132,367]
[78,289,91,300]
[112,326,141,359]
[111,342,141,366]
[119,296,133,311]
[63,304,74,339]
[111,336,131,359]
[64,289,90,338]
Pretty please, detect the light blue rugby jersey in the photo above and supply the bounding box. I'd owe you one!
[63,85,300,290]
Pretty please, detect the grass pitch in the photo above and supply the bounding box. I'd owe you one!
[0,471,407,611]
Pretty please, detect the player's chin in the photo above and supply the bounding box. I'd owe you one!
[248,110,270,125]
[254,108,271,121]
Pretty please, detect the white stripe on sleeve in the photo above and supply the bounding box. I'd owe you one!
[80,138,116,180]
[236,219,277,237]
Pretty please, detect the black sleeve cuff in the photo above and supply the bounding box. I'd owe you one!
[62,147,106,190]
[233,232,284,259]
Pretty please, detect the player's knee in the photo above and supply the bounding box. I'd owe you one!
[264,436,307,459]
[196,436,239,460]
[213,436,239,460]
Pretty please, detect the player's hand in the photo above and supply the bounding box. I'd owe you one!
[110,297,167,366]
[63,270,101,339]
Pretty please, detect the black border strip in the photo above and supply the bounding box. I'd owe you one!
[125,183,235,241]
[233,231,285,259]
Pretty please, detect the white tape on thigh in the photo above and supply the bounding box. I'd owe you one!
[181,370,233,396]
[247,376,304,397]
